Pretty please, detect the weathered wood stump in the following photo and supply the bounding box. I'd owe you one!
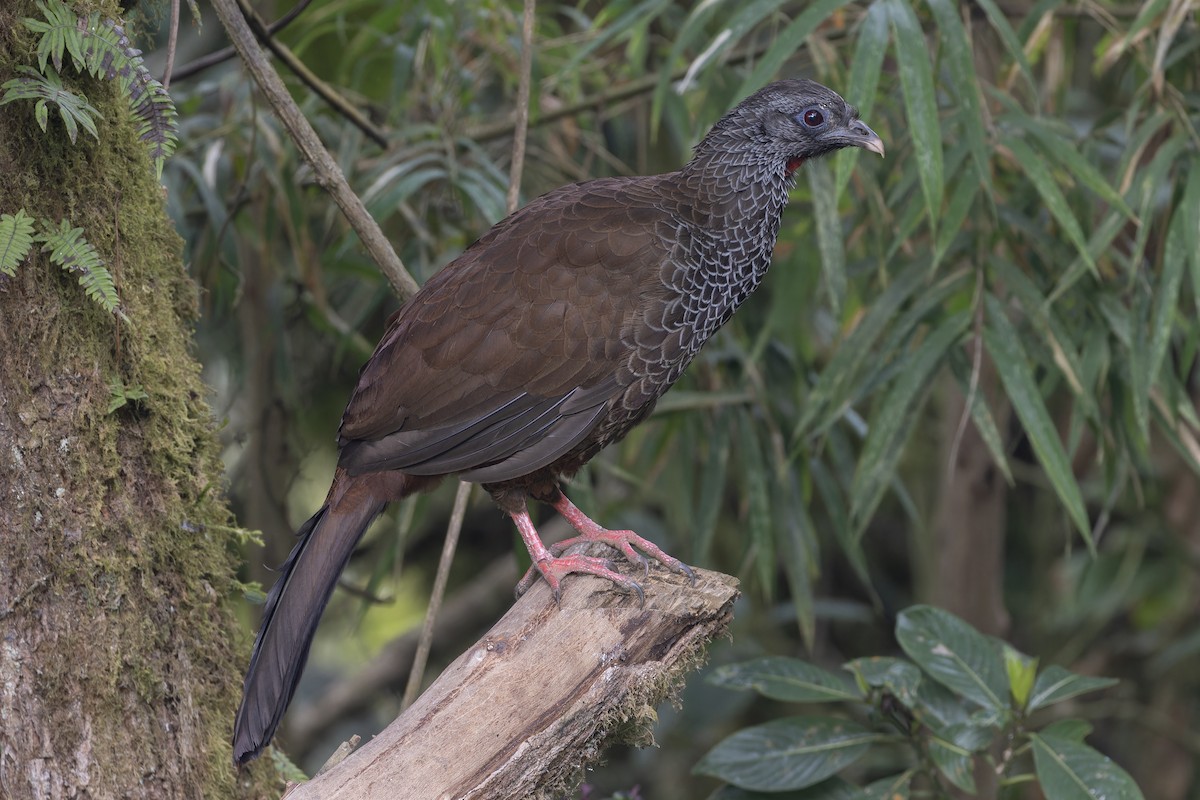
[285,563,739,800]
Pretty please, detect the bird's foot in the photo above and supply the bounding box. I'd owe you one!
[514,553,646,605]
[509,494,696,605]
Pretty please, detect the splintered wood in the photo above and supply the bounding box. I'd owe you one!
[285,563,739,800]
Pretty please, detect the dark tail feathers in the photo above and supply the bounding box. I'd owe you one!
[232,481,390,765]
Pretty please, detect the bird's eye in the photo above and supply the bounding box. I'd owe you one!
[800,108,825,128]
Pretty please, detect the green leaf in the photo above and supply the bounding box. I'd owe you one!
[971,0,1038,97]
[1031,734,1144,800]
[835,0,889,198]
[946,348,1015,486]
[737,411,774,597]
[1027,665,1118,712]
[1133,198,1190,441]
[983,293,1091,544]
[1017,119,1134,219]
[1040,719,1094,742]
[776,471,819,647]
[844,657,922,708]
[1183,165,1200,318]
[709,657,861,703]
[695,717,882,791]
[863,772,911,800]
[808,159,845,316]
[1003,645,1038,711]
[926,0,991,196]
[895,605,1008,713]
[850,311,969,534]
[1003,136,1097,276]
[692,409,732,561]
[710,777,868,800]
[0,209,36,276]
[888,0,943,234]
[737,0,855,98]
[794,262,928,439]
[929,736,975,793]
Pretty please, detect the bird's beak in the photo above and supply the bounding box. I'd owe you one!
[848,119,885,158]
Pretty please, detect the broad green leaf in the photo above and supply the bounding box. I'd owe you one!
[1040,719,1094,742]
[808,159,845,315]
[929,736,975,793]
[850,311,969,534]
[844,657,922,708]
[888,0,943,234]
[983,293,1091,544]
[695,717,882,791]
[1133,197,1191,441]
[738,0,855,98]
[926,0,991,196]
[1027,665,1118,712]
[711,777,868,800]
[1031,734,1144,800]
[835,0,889,199]
[863,772,911,800]
[1003,136,1097,276]
[710,657,860,703]
[1003,645,1038,711]
[895,605,1008,713]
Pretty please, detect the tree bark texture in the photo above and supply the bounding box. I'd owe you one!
[286,565,740,800]
[0,3,276,796]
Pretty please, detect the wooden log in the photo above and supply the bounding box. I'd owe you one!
[284,563,740,800]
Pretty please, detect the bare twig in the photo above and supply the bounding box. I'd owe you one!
[505,0,537,214]
[208,0,419,299]
[172,0,314,83]
[162,0,179,89]
[401,481,472,710]
[232,0,389,149]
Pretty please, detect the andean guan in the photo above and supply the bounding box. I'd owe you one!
[233,79,884,764]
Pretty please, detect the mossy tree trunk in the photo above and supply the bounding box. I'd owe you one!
[0,3,275,797]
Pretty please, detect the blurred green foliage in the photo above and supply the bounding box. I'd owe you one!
[157,0,1199,795]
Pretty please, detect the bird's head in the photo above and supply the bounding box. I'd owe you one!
[692,79,885,179]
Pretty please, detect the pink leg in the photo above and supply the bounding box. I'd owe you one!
[512,493,696,602]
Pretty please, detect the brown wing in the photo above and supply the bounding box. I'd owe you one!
[337,176,681,484]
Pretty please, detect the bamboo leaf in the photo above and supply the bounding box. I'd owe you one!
[738,0,855,98]
[983,293,1091,545]
[927,0,991,195]
[807,159,845,315]
[850,311,970,534]
[888,0,943,234]
[835,0,889,198]
[972,0,1038,96]
[1003,136,1097,276]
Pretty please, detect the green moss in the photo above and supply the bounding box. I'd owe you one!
[0,1,277,796]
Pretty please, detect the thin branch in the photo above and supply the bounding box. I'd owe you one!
[162,0,179,89]
[505,0,537,215]
[232,0,388,149]
[208,0,419,299]
[401,481,472,710]
[172,0,314,83]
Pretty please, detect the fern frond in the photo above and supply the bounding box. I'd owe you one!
[0,210,37,277]
[22,0,85,74]
[37,219,120,314]
[20,0,178,176]
[0,66,101,143]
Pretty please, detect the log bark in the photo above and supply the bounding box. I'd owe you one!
[284,564,740,800]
